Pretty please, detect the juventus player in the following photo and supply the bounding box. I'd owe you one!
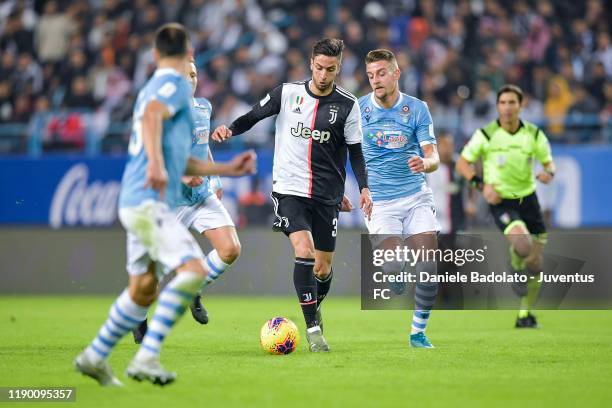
[212,38,372,352]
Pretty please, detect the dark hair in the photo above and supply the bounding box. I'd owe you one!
[154,23,190,58]
[365,49,397,65]
[496,84,523,104]
[312,38,344,59]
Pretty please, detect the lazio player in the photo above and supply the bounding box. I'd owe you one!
[74,24,255,387]
[360,49,440,348]
[456,84,556,328]
[132,59,241,342]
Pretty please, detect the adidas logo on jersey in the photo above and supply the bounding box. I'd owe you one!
[290,122,330,143]
[292,106,302,114]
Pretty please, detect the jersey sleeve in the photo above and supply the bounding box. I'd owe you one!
[344,99,363,145]
[155,77,191,117]
[534,129,553,164]
[416,101,436,146]
[229,85,282,135]
[460,129,488,163]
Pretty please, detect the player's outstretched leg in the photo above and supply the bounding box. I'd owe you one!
[410,261,438,349]
[127,268,205,386]
[75,289,149,386]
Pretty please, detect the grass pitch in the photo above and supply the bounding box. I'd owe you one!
[1,296,611,408]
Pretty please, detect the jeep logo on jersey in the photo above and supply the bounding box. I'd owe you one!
[290,122,331,143]
[329,105,338,124]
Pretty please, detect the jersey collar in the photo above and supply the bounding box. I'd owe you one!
[497,119,525,135]
[305,80,336,99]
[370,92,403,110]
[153,67,182,77]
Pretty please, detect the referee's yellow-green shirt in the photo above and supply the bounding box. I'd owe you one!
[461,120,553,199]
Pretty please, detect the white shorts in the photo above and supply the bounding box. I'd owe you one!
[175,195,235,234]
[119,200,205,277]
[365,187,440,244]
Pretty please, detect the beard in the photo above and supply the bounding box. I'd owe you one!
[314,78,334,91]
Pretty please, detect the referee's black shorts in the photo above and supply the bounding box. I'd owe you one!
[489,192,546,235]
[270,192,340,252]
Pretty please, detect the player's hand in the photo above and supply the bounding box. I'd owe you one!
[359,188,373,220]
[225,150,257,176]
[483,183,502,205]
[215,188,223,200]
[145,161,168,198]
[211,125,232,142]
[340,195,354,212]
[408,156,427,173]
[183,176,203,187]
[536,171,553,184]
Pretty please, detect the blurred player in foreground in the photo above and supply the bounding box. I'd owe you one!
[131,58,241,342]
[456,84,555,328]
[74,23,255,387]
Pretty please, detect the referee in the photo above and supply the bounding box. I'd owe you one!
[456,84,556,328]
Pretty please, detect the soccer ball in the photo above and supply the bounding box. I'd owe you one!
[260,317,300,355]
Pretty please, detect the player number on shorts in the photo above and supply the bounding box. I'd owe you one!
[332,217,338,237]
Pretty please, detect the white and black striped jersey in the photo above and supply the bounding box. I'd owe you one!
[229,80,365,206]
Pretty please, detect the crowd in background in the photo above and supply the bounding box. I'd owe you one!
[0,0,611,154]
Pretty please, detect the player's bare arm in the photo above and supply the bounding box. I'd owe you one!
[185,150,257,177]
[142,99,170,197]
[408,144,440,174]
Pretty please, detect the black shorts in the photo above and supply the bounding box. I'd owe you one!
[489,192,546,235]
[270,192,340,252]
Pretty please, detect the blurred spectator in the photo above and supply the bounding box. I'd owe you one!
[0,10,34,55]
[567,84,600,142]
[521,92,545,126]
[544,75,574,136]
[587,61,608,108]
[10,93,31,123]
[34,1,76,63]
[63,76,96,110]
[13,52,42,95]
[60,49,88,90]
[462,80,496,136]
[0,80,14,122]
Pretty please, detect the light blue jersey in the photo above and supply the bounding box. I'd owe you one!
[360,92,436,202]
[119,68,194,209]
[177,97,216,207]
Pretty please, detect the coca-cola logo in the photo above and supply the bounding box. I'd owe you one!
[49,164,121,228]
